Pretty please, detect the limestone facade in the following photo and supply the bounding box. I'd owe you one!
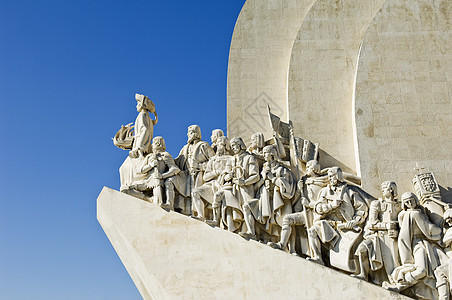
[227,0,452,197]
[227,0,317,144]
[354,0,452,196]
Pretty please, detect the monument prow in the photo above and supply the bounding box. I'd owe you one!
[98,187,409,300]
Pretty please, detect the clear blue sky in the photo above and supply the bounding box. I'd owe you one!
[0,1,245,298]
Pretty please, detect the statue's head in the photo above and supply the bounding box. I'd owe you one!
[135,93,155,113]
[152,136,166,152]
[215,136,230,155]
[328,167,344,186]
[381,181,398,198]
[250,132,265,149]
[187,125,201,143]
[230,137,246,154]
[401,192,420,210]
[444,209,452,227]
[263,145,279,162]
[211,129,224,144]
[306,160,321,176]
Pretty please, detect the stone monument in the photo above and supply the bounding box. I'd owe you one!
[99,1,452,299]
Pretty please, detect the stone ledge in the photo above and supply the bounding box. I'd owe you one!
[97,187,410,300]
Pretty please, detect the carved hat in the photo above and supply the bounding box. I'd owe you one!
[135,93,156,113]
[251,132,265,148]
[381,181,398,197]
[328,167,344,182]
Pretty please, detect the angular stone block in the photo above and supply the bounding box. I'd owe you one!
[97,187,409,300]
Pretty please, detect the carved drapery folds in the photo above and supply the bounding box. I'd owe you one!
[113,95,451,300]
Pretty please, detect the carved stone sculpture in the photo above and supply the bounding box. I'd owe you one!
[166,125,214,214]
[434,209,452,300]
[192,136,232,221]
[110,97,452,300]
[115,94,158,192]
[267,160,325,254]
[128,137,181,207]
[353,181,402,284]
[241,145,296,241]
[129,94,158,158]
[384,192,443,300]
[211,137,259,235]
[413,172,449,228]
[307,167,368,269]
[210,129,225,153]
[246,132,265,169]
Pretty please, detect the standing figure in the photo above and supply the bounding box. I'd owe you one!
[247,132,266,169]
[166,125,214,213]
[210,129,225,153]
[307,167,368,267]
[118,94,158,192]
[216,137,259,233]
[267,160,325,253]
[131,137,181,207]
[434,209,452,300]
[384,192,442,300]
[241,145,296,240]
[353,181,402,284]
[192,136,232,221]
[129,93,158,158]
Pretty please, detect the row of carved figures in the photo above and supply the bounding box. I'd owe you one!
[114,94,452,300]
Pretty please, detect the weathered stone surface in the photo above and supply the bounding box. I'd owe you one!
[98,187,410,300]
[227,0,317,143]
[354,0,452,196]
[287,0,386,174]
[227,0,452,198]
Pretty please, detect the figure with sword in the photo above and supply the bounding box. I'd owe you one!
[352,181,402,284]
[267,160,325,254]
[211,137,259,233]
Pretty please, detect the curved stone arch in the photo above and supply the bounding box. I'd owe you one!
[227,0,318,144]
[354,0,452,195]
[287,0,387,174]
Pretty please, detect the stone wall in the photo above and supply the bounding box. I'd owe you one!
[227,0,452,197]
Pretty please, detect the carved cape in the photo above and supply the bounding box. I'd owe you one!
[171,140,214,197]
